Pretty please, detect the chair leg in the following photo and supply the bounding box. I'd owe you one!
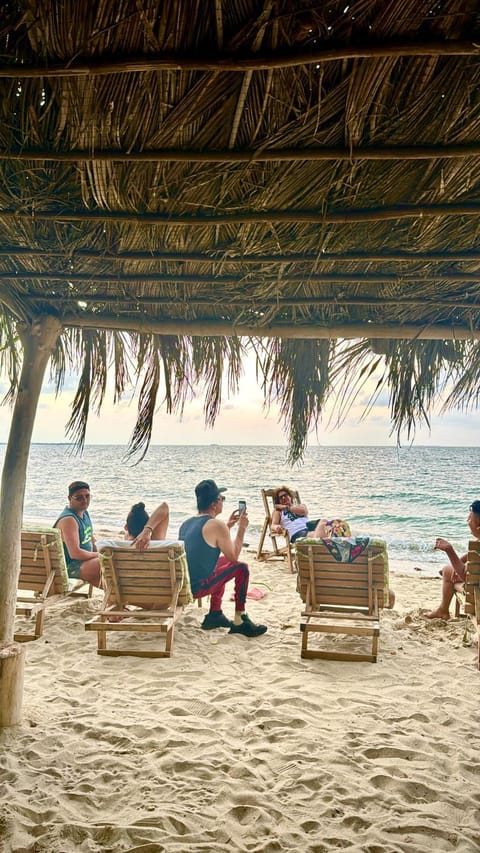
[256,518,270,560]
[474,588,480,670]
[371,632,378,663]
[97,626,107,653]
[286,543,297,573]
[34,607,45,640]
[165,623,175,656]
[300,622,309,657]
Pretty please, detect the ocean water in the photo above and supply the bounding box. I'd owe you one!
[1,444,478,577]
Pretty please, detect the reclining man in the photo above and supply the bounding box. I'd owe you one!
[271,486,349,543]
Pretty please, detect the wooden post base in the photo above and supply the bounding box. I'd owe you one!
[0,643,26,726]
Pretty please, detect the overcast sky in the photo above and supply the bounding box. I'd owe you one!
[1,354,478,447]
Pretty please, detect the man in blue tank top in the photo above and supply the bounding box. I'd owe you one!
[54,480,102,588]
[178,479,267,638]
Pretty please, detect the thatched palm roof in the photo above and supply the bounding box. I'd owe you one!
[1,0,480,459]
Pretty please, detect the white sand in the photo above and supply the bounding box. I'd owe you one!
[4,553,480,853]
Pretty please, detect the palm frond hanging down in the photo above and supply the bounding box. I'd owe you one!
[258,338,333,463]
[381,340,469,441]
[0,313,21,405]
[191,336,245,428]
[443,342,480,413]
[64,329,109,452]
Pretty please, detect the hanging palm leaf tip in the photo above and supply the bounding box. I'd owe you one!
[383,340,468,441]
[127,333,205,461]
[0,313,21,405]
[325,339,386,430]
[191,336,244,428]
[261,338,332,463]
[444,341,480,412]
[65,329,109,452]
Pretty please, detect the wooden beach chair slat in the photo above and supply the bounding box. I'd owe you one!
[465,540,480,668]
[15,526,92,642]
[85,544,192,657]
[295,537,389,663]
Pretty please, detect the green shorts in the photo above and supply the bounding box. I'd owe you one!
[67,560,83,579]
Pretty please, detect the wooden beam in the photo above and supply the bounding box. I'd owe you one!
[16,291,480,310]
[3,202,480,226]
[1,144,480,163]
[0,40,478,78]
[3,271,480,286]
[61,312,480,341]
[2,246,480,264]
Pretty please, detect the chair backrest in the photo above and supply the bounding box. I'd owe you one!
[465,539,480,616]
[19,527,69,596]
[99,542,193,608]
[295,538,388,612]
[261,487,301,526]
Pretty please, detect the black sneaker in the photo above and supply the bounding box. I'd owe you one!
[229,614,267,637]
[201,610,233,630]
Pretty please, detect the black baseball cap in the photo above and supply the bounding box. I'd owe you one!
[195,479,227,504]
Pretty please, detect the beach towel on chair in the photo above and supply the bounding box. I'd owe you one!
[320,536,370,563]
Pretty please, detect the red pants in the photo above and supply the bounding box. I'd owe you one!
[194,556,249,611]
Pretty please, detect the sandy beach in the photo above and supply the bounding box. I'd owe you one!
[3,551,480,853]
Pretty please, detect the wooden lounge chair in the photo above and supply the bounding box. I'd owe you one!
[295,537,389,663]
[465,539,480,669]
[256,488,300,573]
[15,526,92,642]
[85,542,192,657]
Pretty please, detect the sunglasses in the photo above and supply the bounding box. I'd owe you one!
[218,495,225,501]
[277,493,289,500]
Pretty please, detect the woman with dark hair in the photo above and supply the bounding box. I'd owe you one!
[125,501,170,542]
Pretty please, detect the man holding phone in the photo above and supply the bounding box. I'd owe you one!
[178,479,267,638]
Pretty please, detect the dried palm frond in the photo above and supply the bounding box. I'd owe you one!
[443,342,480,413]
[0,313,21,404]
[0,0,479,462]
[328,337,470,442]
[258,337,332,462]
[64,329,109,451]
[191,336,245,427]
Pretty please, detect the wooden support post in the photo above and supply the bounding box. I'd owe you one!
[0,643,26,726]
[0,313,62,727]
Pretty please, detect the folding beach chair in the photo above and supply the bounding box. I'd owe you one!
[85,542,193,657]
[15,526,92,642]
[295,537,390,663]
[256,488,300,573]
[465,539,480,669]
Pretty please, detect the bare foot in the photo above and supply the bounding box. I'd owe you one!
[424,608,450,620]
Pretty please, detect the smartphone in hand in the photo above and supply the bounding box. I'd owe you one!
[238,500,247,515]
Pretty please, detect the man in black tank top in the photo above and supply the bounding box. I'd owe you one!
[179,479,267,638]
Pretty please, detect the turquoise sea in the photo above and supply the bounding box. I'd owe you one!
[1,444,478,577]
